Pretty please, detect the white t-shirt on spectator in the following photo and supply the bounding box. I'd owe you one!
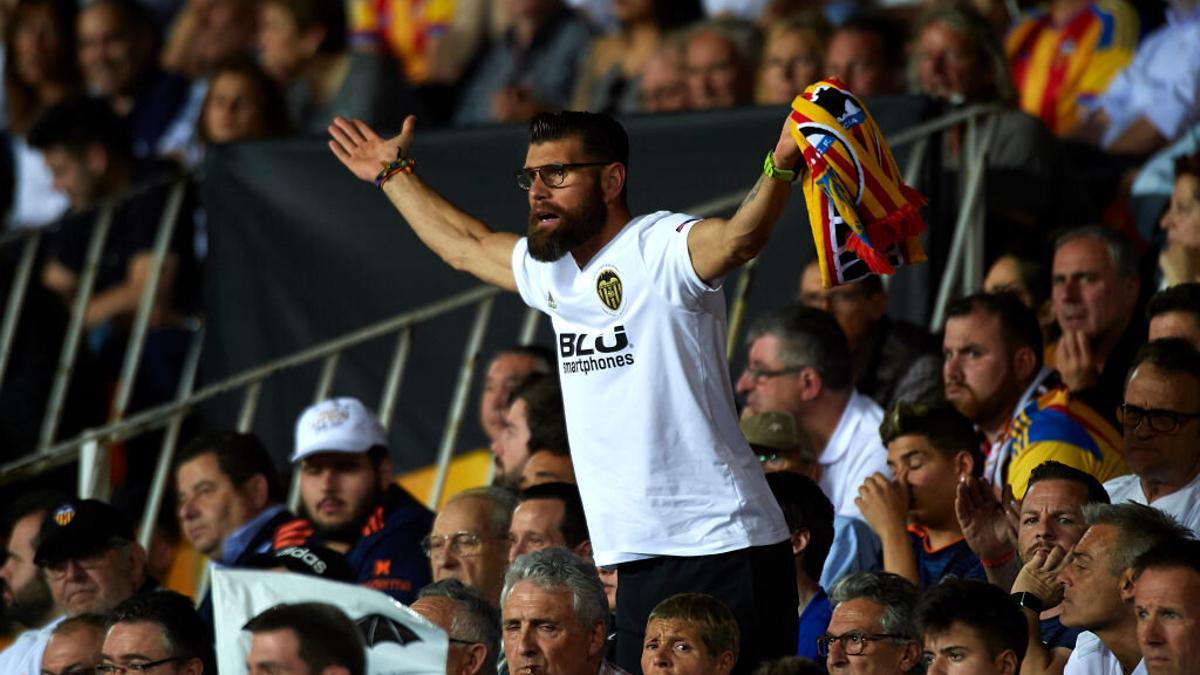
[1063,631,1147,675]
[511,210,789,567]
[819,391,891,520]
[1104,471,1200,534]
[0,615,62,675]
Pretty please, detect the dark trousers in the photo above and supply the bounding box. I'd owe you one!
[614,541,798,675]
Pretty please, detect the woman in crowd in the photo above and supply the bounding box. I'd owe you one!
[571,0,702,115]
[2,0,78,229]
[257,0,412,134]
[196,59,290,148]
[1159,153,1200,285]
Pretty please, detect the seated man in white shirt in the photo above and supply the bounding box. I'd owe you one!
[738,304,890,521]
[1011,502,1191,675]
[1106,339,1200,534]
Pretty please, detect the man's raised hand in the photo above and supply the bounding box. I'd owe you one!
[956,475,1018,561]
[328,115,416,183]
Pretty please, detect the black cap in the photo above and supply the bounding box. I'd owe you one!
[245,544,354,582]
[35,499,136,566]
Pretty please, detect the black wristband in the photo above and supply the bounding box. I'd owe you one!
[1011,591,1045,614]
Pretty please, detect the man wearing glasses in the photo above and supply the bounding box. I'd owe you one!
[98,591,212,674]
[31,500,157,675]
[819,571,922,675]
[425,487,516,607]
[1104,339,1200,534]
[35,500,155,620]
[737,304,889,522]
[289,397,434,604]
[330,108,798,672]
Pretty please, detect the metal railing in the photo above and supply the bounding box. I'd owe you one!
[0,104,1001,546]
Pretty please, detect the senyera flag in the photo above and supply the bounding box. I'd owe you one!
[789,78,928,288]
[212,568,448,675]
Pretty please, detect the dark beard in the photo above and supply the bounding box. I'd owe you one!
[309,484,384,545]
[526,183,608,262]
[3,576,54,628]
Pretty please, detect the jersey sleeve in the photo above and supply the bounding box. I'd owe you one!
[637,211,717,310]
[511,236,551,313]
[1007,440,1103,498]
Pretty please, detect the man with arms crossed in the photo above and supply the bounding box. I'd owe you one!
[329,109,800,673]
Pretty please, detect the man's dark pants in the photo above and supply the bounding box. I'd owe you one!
[614,540,798,675]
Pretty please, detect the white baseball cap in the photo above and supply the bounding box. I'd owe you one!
[292,397,387,463]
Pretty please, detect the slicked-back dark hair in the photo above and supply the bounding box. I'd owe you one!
[27,96,131,162]
[518,481,589,548]
[945,291,1045,370]
[1147,283,1200,323]
[1132,538,1200,578]
[244,602,365,675]
[529,111,629,166]
[508,374,569,455]
[766,473,834,581]
[878,400,983,476]
[529,111,630,203]
[746,303,852,391]
[1127,338,1200,384]
[1026,460,1110,505]
[175,431,284,503]
[915,579,1027,664]
[107,591,215,673]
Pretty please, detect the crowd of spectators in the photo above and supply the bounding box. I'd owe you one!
[2,0,1200,456]
[5,0,1200,672]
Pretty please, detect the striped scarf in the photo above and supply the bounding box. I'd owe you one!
[789,78,928,287]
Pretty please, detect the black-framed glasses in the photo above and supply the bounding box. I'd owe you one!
[816,632,908,656]
[743,365,805,384]
[515,163,609,190]
[95,657,183,674]
[1117,403,1200,434]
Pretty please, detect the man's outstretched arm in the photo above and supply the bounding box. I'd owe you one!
[686,116,803,284]
[328,115,519,292]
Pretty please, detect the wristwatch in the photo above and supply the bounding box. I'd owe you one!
[763,150,800,182]
[1011,591,1045,614]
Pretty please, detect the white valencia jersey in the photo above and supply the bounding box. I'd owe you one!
[511,211,789,567]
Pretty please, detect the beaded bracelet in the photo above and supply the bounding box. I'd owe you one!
[375,155,416,188]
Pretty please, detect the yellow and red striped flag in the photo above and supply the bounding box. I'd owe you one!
[790,78,928,288]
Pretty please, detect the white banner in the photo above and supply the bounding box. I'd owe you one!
[212,568,447,675]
